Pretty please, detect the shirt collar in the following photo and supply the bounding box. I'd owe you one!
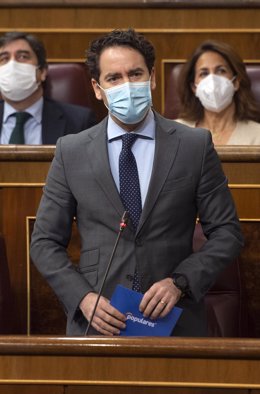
[3,96,44,124]
[107,109,155,142]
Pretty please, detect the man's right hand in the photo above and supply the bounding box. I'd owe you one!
[79,292,126,335]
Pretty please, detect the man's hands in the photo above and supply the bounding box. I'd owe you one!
[139,277,182,320]
[80,292,126,336]
[80,277,182,335]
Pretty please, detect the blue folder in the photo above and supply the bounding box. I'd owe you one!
[110,285,183,336]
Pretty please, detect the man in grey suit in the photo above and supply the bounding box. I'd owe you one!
[0,31,96,144]
[31,29,243,337]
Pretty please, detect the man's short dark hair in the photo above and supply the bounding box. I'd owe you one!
[86,28,155,82]
[0,31,48,70]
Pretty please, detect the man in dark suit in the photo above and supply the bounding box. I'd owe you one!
[31,29,243,336]
[0,31,96,144]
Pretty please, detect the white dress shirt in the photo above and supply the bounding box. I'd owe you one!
[1,97,43,144]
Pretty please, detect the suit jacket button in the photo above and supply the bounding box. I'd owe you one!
[135,238,143,246]
[126,274,134,282]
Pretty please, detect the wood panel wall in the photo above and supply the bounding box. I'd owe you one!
[0,336,260,394]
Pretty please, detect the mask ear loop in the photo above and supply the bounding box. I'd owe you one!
[96,82,111,113]
[36,65,43,87]
[148,75,153,108]
[96,82,103,90]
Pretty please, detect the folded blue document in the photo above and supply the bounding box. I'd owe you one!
[110,285,183,336]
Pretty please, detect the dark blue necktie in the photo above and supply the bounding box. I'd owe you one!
[9,112,31,144]
[119,133,142,291]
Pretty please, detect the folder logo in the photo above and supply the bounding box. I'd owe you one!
[110,285,183,336]
[126,312,157,328]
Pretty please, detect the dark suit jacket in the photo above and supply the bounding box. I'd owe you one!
[0,98,97,144]
[30,111,243,336]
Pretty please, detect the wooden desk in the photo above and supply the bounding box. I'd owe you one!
[0,146,54,334]
[0,336,260,394]
[0,145,259,336]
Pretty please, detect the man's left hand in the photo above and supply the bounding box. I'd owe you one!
[139,277,182,320]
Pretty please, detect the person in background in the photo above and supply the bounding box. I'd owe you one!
[0,31,96,144]
[176,40,260,145]
[30,29,243,337]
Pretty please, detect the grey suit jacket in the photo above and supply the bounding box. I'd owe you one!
[30,111,243,336]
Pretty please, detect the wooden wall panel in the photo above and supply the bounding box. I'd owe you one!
[1,187,44,333]
[0,147,53,333]
[0,336,260,392]
[1,7,260,29]
[67,387,250,394]
[0,386,63,394]
[1,6,260,113]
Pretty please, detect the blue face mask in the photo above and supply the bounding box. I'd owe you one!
[99,80,152,124]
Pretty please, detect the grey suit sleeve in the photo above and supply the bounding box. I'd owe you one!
[30,138,92,319]
[174,132,244,302]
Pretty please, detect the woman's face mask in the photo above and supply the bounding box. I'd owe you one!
[195,74,236,113]
[99,80,152,124]
[0,60,39,101]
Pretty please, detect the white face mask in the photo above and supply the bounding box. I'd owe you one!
[0,60,39,101]
[195,74,236,113]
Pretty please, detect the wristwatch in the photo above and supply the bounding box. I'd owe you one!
[172,274,189,297]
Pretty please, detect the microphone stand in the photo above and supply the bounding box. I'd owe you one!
[84,211,129,335]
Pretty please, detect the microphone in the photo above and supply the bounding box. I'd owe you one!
[84,211,129,335]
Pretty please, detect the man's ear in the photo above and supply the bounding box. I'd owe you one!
[150,67,156,90]
[92,79,103,101]
[39,67,47,83]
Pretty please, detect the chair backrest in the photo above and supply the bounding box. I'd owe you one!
[193,223,248,337]
[0,233,15,334]
[163,62,260,119]
[44,63,107,121]
[163,63,183,119]
[44,63,92,108]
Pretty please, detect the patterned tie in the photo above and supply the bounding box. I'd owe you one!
[9,112,31,144]
[119,133,142,292]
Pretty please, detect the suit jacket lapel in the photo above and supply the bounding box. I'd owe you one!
[42,99,67,144]
[85,113,180,233]
[86,118,125,218]
[137,114,180,233]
